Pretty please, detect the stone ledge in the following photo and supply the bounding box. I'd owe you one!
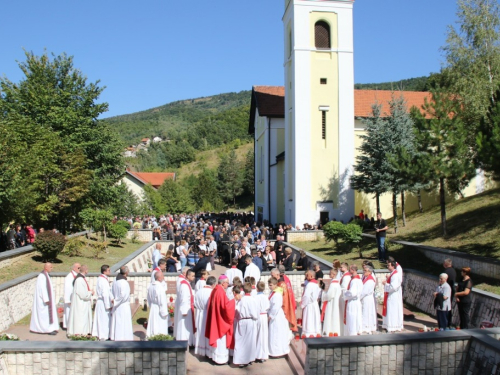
[0,340,188,353]
[304,328,500,349]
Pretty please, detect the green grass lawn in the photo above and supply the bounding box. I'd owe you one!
[389,187,500,258]
[0,238,143,284]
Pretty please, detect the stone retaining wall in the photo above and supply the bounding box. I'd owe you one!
[302,328,500,375]
[286,230,324,243]
[0,341,187,375]
[126,230,154,242]
[403,269,500,328]
[112,241,174,273]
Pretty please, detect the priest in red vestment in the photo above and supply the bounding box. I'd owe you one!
[205,275,236,364]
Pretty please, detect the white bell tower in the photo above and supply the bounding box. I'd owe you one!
[283,0,355,225]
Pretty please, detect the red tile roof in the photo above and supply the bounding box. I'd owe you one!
[354,90,432,118]
[252,86,285,117]
[126,170,175,188]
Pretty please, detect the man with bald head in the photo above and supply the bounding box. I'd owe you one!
[63,263,81,329]
[30,263,59,335]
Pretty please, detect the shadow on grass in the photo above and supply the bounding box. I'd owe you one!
[31,255,63,264]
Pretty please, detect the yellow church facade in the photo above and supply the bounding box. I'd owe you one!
[249,0,493,226]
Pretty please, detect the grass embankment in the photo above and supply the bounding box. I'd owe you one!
[0,238,143,284]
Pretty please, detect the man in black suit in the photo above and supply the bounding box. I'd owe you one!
[192,250,210,284]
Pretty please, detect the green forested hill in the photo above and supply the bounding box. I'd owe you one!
[104,90,251,145]
[354,75,436,92]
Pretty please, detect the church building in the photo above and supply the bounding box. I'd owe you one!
[249,0,489,226]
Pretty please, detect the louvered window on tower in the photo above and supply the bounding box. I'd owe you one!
[315,21,330,49]
[322,111,326,139]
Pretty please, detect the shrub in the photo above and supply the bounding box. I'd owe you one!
[108,223,128,244]
[147,334,174,341]
[116,220,131,230]
[342,223,363,256]
[68,334,97,341]
[323,221,346,248]
[34,231,67,261]
[62,236,86,257]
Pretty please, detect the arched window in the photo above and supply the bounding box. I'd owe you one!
[315,21,330,49]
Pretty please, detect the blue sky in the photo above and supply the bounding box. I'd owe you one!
[1,0,459,118]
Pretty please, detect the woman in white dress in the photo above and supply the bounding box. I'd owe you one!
[322,269,341,336]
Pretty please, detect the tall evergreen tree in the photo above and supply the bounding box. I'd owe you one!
[243,149,255,195]
[476,87,500,179]
[410,90,476,236]
[350,103,390,214]
[218,150,244,207]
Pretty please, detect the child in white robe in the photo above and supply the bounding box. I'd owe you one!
[268,277,290,357]
[300,270,321,338]
[322,268,341,336]
[255,281,270,362]
[233,283,259,368]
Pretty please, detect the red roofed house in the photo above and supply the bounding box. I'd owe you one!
[122,170,176,201]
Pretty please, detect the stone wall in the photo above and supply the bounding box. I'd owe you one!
[403,269,500,328]
[0,341,187,375]
[113,241,174,273]
[286,230,324,243]
[126,230,154,242]
[302,328,500,375]
[0,274,38,332]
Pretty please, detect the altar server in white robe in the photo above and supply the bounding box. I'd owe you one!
[30,263,59,335]
[382,261,404,332]
[151,243,162,269]
[344,265,363,336]
[233,283,259,367]
[92,265,113,340]
[338,262,351,336]
[110,266,134,340]
[322,268,341,336]
[63,263,80,329]
[174,269,195,345]
[194,270,208,292]
[243,255,260,283]
[194,276,216,356]
[360,265,377,334]
[300,270,321,338]
[267,277,290,357]
[255,281,270,362]
[147,271,169,337]
[176,266,190,291]
[67,265,94,336]
[225,259,243,285]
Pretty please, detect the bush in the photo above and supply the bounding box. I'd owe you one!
[323,221,346,247]
[108,223,128,244]
[34,231,67,261]
[62,236,86,257]
[342,223,363,256]
[116,220,131,229]
[147,334,174,341]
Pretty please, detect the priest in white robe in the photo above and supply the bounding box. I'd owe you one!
[322,269,341,337]
[343,265,362,336]
[233,283,259,367]
[110,266,134,340]
[63,263,80,329]
[174,269,195,345]
[338,262,351,336]
[92,264,113,340]
[194,276,216,356]
[300,270,321,338]
[30,263,59,335]
[147,271,169,337]
[267,277,290,357]
[255,281,270,362]
[360,266,377,334]
[67,265,94,336]
[243,256,260,283]
[382,261,404,332]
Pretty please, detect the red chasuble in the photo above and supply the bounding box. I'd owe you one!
[205,285,236,348]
